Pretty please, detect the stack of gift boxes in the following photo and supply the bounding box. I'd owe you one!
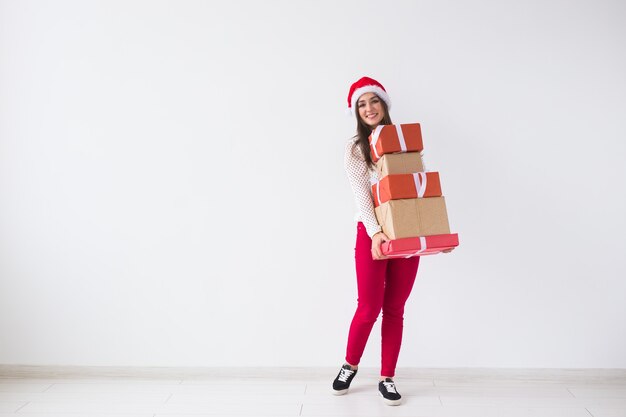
[369,123,459,258]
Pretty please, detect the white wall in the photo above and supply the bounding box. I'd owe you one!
[1,0,625,369]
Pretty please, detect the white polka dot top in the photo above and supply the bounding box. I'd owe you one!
[344,137,382,238]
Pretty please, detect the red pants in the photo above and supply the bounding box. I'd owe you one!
[345,222,420,377]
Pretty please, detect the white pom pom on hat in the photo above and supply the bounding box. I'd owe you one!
[346,76,391,117]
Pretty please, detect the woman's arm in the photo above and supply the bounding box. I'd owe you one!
[344,140,382,238]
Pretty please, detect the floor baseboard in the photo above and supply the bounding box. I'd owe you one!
[1,364,625,382]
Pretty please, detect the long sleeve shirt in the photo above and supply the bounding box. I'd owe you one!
[344,138,382,238]
[344,137,428,238]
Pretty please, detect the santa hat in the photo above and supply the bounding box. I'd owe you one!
[346,76,391,116]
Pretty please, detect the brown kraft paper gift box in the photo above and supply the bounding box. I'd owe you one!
[375,152,425,177]
[374,197,451,240]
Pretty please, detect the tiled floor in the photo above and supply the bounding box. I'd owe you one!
[0,367,625,416]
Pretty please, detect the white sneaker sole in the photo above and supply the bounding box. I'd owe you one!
[332,388,349,396]
[379,391,402,405]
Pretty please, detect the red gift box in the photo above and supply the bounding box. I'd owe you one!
[368,123,424,163]
[372,172,442,207]
[381,233,459,258]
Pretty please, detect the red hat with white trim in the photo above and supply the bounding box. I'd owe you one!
[346,76,391,117]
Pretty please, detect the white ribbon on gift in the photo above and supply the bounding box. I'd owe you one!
[412,172,427,197]
[370,124,408,160]
[404,236,428,258]
[395,124,407,152]
[370,125,384,160]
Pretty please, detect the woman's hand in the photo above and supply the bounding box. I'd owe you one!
[371,231,390,260]
[441,248,455,253]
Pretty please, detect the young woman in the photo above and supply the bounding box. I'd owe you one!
[331,76,421,406]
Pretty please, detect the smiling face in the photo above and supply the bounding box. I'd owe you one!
[357,92,385,129]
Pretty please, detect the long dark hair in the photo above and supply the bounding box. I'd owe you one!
[350,96,393,171]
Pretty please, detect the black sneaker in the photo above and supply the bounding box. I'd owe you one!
[332,364,357,395]
[378,378,402,405]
